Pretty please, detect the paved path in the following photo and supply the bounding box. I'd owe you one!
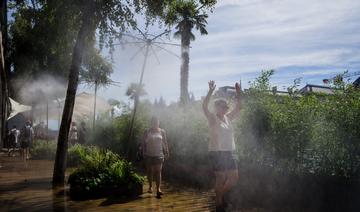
[0,155,216,211]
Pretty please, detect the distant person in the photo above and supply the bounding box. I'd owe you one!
[202,80,241,211]
[69,122,78,145]
[142,116,169,199]
[35,121,45,139]
[8,125,20,157]
[21,120,34,160]
[78,121,87,145]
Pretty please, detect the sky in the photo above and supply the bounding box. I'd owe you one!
[80,0,360,104]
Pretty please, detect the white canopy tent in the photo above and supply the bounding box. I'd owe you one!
[72,92,111,121]
[34,92,111,127]
[8,98,32,120]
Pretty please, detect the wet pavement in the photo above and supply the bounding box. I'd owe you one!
[0,154,216,211]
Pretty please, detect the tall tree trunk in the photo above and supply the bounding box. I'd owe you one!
[52,2,97,185]
[180,26,191,105]
[0,1,8,147]
[126,44,150,160]
[1,0,9,82]
[93,81,97,130]
[0,25,8,147]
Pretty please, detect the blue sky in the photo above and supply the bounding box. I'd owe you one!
[81,0,360,104]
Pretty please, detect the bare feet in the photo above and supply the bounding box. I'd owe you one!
[147,187,153,193]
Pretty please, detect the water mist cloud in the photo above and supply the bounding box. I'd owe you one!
[15,74,67,105]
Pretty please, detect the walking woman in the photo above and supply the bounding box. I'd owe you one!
[142,116,169,199]
[69,122,78,145]
[21,121,34,161]
[202,80,241,211]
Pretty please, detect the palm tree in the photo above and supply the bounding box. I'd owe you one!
[81,49,113,129]
[167,0,211,104]
[125,82,147,159]
[126,83,147,101]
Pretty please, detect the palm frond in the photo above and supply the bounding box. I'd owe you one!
[199,27,208,35]
[173,30,182,39]
[190,32,195,41]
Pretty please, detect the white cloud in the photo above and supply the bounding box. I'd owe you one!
[299,70,337,76]
[87,0,360,102]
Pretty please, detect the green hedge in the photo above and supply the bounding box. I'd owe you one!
[69,70,360,180]
[236,71,360,177]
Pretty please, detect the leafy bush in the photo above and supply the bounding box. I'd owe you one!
[236,70,360,177]
[30,140,57,160]
[67,144,90,167]
[84,70,360,181]
[68,146,145,199]
[129,70,360,179]
[88,102,150,157]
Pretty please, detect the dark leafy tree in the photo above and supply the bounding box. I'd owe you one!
[53,0,181,184]
[52,0,142,185]
[8,1,80,84]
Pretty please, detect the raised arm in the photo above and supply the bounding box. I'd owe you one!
[227,82,242,121]
[202,80,216,123]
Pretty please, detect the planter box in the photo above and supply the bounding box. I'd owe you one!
[69,182,143,200]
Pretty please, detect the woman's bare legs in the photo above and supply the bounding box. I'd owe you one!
[223,169,239,194]
[146,165,153,193]
[21,148,26,161]
[26,147,30,160]
[154,163,163,194]
[215,169,239,209]
[214,172,226,206]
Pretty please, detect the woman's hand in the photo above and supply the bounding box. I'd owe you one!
[227,82,242,120]
[203,80,217,123]
[208,80,216,92]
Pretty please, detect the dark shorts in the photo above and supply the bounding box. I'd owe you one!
[145,156,164,166]
[21,140,30,148]
[209,151,238,172]
[9,140,16,148]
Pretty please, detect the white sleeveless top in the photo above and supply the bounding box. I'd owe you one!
[208,115,235,151]
[144,130,164,157]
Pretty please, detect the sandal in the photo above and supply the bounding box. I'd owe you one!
[156,192,162,199]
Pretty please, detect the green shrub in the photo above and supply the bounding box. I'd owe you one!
[68,146,144,199]
[81,70,360,180]
[235,70,360,177]
[67,144,92,167]
[30,140,57,160]
[88,103,150,157]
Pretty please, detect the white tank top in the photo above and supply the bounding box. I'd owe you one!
[208,115,235,151]
[144,131,164,157]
